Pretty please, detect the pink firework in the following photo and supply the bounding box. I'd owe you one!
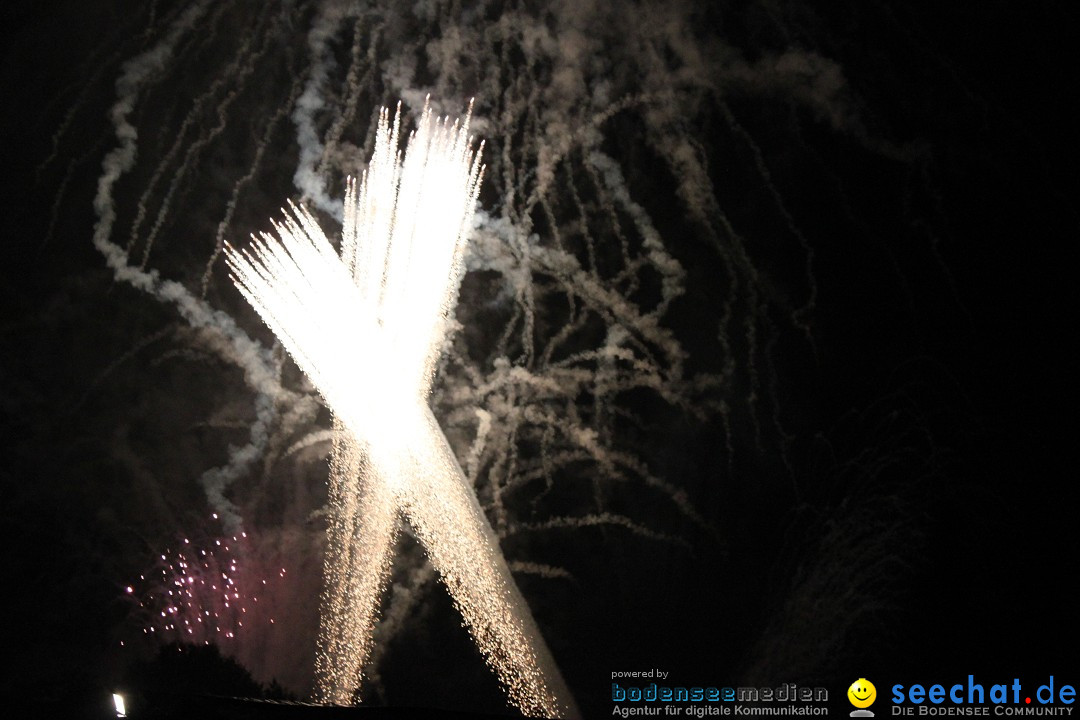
[125,519,285,646]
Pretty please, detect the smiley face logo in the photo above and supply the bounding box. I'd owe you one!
[848,678,877,709]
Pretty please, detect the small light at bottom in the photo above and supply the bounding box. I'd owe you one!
[112,692,127,718]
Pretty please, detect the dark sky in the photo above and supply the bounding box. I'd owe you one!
[1,1,1077,717]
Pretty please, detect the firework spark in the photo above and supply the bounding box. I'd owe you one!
[125,521,283,646]
[227,101,579,717]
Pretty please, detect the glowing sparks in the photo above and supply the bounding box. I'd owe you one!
[226,101,579,718]
[124,522,283,646]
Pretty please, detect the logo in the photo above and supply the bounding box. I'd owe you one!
[850,679,878,717]
[890,676,1076,715]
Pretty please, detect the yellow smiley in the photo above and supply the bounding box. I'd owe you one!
[848,679,877,708]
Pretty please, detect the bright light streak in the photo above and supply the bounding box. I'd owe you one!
[226,101,579,718]
[112,692,127,718]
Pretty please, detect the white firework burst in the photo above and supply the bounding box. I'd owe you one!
[227,100,578,718]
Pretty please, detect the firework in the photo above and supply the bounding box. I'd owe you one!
[227,101,579,717]
[125,519,284,646]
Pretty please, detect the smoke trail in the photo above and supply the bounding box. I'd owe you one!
[291,1,363,220]
[92,0,281,531]
[79,0,755,595]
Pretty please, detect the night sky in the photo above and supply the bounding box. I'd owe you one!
[1,1,1077,717]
